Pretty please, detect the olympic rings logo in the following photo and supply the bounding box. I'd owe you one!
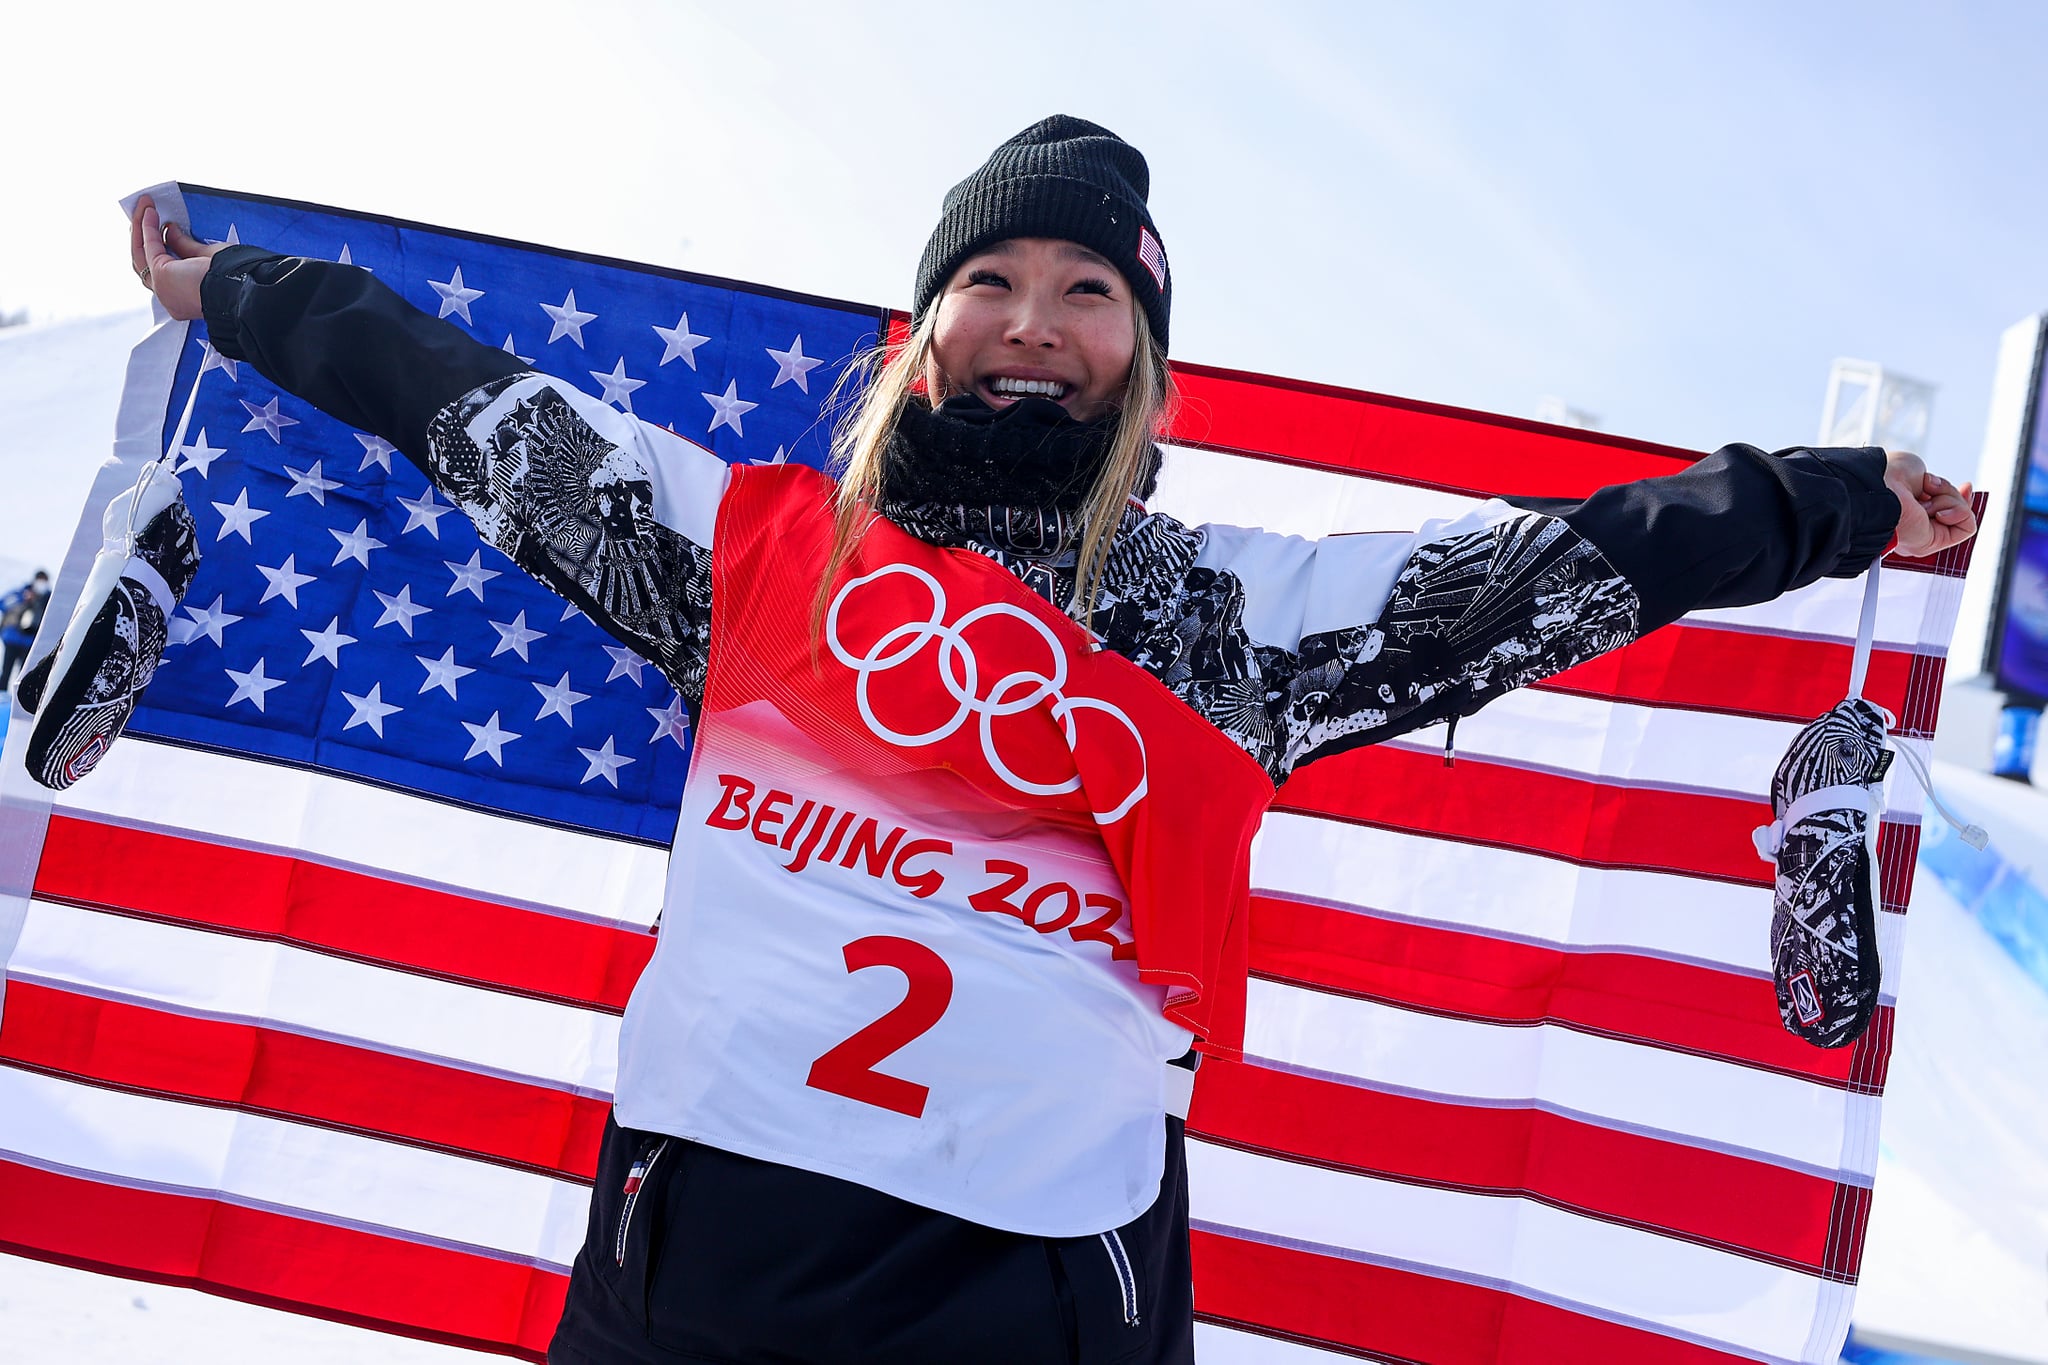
[824,564,1148,824]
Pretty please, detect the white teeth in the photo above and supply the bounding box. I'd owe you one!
[988,377,1065,398]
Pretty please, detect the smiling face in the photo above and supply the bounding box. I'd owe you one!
[922,237,1139,423]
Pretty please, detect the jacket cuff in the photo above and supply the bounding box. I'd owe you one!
[198,245,294,361]
[1803,446,1900,575]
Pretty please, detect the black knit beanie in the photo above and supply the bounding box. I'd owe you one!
[913,115,1170,350]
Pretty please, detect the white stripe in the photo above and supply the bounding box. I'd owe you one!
[1386,683,1933,816]
[1158,445,1950,650]
[0,1067,588,1269]
[12,900,620,1095]
[1188,1139,1826,1362]
[1244,978,1875,1180]
[1191,1322,1354,1363]
[51,736,666,929]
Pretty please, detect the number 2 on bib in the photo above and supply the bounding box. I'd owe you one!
[805,936,954,1119]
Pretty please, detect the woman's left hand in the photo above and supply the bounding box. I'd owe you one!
[1883,450,1977,558]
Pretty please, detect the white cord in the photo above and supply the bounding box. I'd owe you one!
[121,335,209,552]
[1890,739,1990,850]
[1847,564,1881,700]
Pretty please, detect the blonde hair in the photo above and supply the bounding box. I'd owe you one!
[813,294,1177,631]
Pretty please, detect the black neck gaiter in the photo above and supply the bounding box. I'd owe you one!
[878,395,1160,560]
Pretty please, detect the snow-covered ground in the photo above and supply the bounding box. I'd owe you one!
[0,309,149,593]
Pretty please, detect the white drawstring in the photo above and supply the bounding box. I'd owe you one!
[1890,738,1989,850]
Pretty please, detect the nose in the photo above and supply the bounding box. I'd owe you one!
[1002,289,1063,350]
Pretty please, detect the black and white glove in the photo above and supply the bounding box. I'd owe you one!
[1751,697,1892,1049]
[16,467,200,789]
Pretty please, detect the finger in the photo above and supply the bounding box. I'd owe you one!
[139,204,174,275]
[163,220,207,260]
[128,199,150,278]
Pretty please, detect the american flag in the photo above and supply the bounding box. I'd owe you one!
[0,185,1979,1363]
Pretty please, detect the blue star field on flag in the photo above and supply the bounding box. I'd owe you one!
[132,188,886,843]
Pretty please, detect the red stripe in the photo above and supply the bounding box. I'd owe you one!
[1250,895,1891,1095]
[1190,1055,1861,1281]
[33,816,654,1012]
[1167,361,1701,498]
[0,981,607,1180]
[0,1158,565,1361]
[1191,1226,1760,1365]
[1274,742,1775,885]
[1537,622,1937,737]
[1165,364,1979,584]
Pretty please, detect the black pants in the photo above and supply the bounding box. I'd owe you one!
[549,1113,1194,1364]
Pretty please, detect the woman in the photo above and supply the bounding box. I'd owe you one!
[132,116,1975,1364]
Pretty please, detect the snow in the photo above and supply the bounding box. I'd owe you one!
[0,309,150,593]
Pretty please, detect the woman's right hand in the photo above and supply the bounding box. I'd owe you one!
[129,196,229,321]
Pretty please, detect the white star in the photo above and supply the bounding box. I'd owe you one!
[196,338,239,382]
[224,223,240,245]
[461,710,520,765]
[284,459,342,505]
[176,427,226,478]
[502,334,534,364]
[576,736,637,788]
[211,488,270,543]
[590,356,647,411]
[748,444,790,468]
[341,681,402,737]
[766,335,824,393]
[416,645,476,699]
[300,616,357,667]
[239,396,299,442]
[355,432,397,473]
[224,657,285,712]
[646,695,692,747]
[540,289,597,347]
[372,583,432,635]
[444,549,502,600]
[602,644,648,685]
[428,265,484,324]
[329,518,387,568]
[702,379,758,437]
[560,600,588,623]
[488,609,547,660]
[396,486,453,538]
[532,671,590,726]
[653,313,710,368]
[336,243,356,268]
[180,595,242,647]
[255,553,317,608]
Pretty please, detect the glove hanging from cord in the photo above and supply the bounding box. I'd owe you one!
[16,344,210,790]
[1752,563,1985,1048]
[16,461,199,789]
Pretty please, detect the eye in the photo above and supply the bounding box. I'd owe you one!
[1069,276,1115,297]
[966,268,1010,289]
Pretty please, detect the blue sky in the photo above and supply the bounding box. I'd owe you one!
[7,0,2046,477]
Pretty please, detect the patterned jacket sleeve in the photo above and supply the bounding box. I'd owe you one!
[200,247,725,703]
[1182,445,1898,781]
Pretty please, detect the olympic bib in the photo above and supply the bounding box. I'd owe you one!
[614,466,1273,1235]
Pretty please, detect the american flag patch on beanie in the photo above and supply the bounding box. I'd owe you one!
[1136,226,1167,290]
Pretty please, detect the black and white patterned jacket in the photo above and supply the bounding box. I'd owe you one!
[203,249,1902,786]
